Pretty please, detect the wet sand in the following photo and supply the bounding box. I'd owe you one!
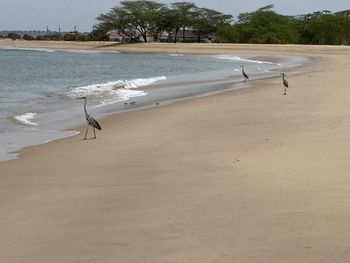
[1,42,350,262]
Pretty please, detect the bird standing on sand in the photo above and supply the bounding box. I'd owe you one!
[77,96,101,140]
[241,65,249,82]
[281,73,289,95]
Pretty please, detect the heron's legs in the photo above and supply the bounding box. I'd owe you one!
[84,125,89,140]
[93,127,96,139]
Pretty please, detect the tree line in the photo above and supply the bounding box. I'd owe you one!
[95,1,350,45]
[4,1,350,45]
[95,1,231,43]
[223,6,350,45]
[2,32,90,41]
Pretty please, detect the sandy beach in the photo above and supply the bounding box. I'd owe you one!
[2,41,350,262]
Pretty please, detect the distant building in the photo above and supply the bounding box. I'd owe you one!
[106,28,215,43]
[145,31,167,42]
[166,29,215,43]
[106,30,132,43]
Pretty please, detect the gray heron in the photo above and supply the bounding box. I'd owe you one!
[77,96,101,140]
[241,65,249,82]
[281,73,289,95]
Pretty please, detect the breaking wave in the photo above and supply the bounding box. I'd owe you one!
[14,112,38,126]
[0,46,55,53]
[66,76,167,101]
[216,55,281,65]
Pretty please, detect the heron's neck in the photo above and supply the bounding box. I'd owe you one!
[83,100,88,117]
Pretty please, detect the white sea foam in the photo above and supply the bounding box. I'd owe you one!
[67,76,166,98]
[14,112,38,126]
[61,49,120,54]
[0,46,55,53]
[169,53,184,56]
[216,55,281,65]
[124,76,167,88]
[43,130,80,143]
[96,89,148,106]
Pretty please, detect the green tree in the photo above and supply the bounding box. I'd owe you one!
[7,32,21,40]
[90,25,108,41]
[149,5,171,41]
[97,7,137,42]
[23,34,34,40]
[216,24,238,43]
[170,2,197,42]
[95,1,350,45]
[192,7,232,42]
[166,5,184,43]
[63,33,76,41]
[49,33,64,41]
[304,12,350,44]
[159,8,179,42]
[97,0,166,42]
[235,5,298,44]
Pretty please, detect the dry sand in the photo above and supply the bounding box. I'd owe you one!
[1,41,350,262]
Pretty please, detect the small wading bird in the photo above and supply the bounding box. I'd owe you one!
[281,73,289,95]
[241,65,249,82]
[77,96,101,140]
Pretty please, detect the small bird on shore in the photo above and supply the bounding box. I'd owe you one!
[77,96,101,140]
[281,73,289,95]
[241,65,249,82]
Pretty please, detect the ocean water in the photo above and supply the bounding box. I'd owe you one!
[0,46,305,161]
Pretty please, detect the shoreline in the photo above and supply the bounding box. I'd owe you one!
[3,38,350,54]
[1,43,350,262]
[0,43,307,162]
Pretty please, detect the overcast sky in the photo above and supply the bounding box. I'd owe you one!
[1,0,349,32]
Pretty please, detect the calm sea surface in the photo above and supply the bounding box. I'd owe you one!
[0,46,304,161]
